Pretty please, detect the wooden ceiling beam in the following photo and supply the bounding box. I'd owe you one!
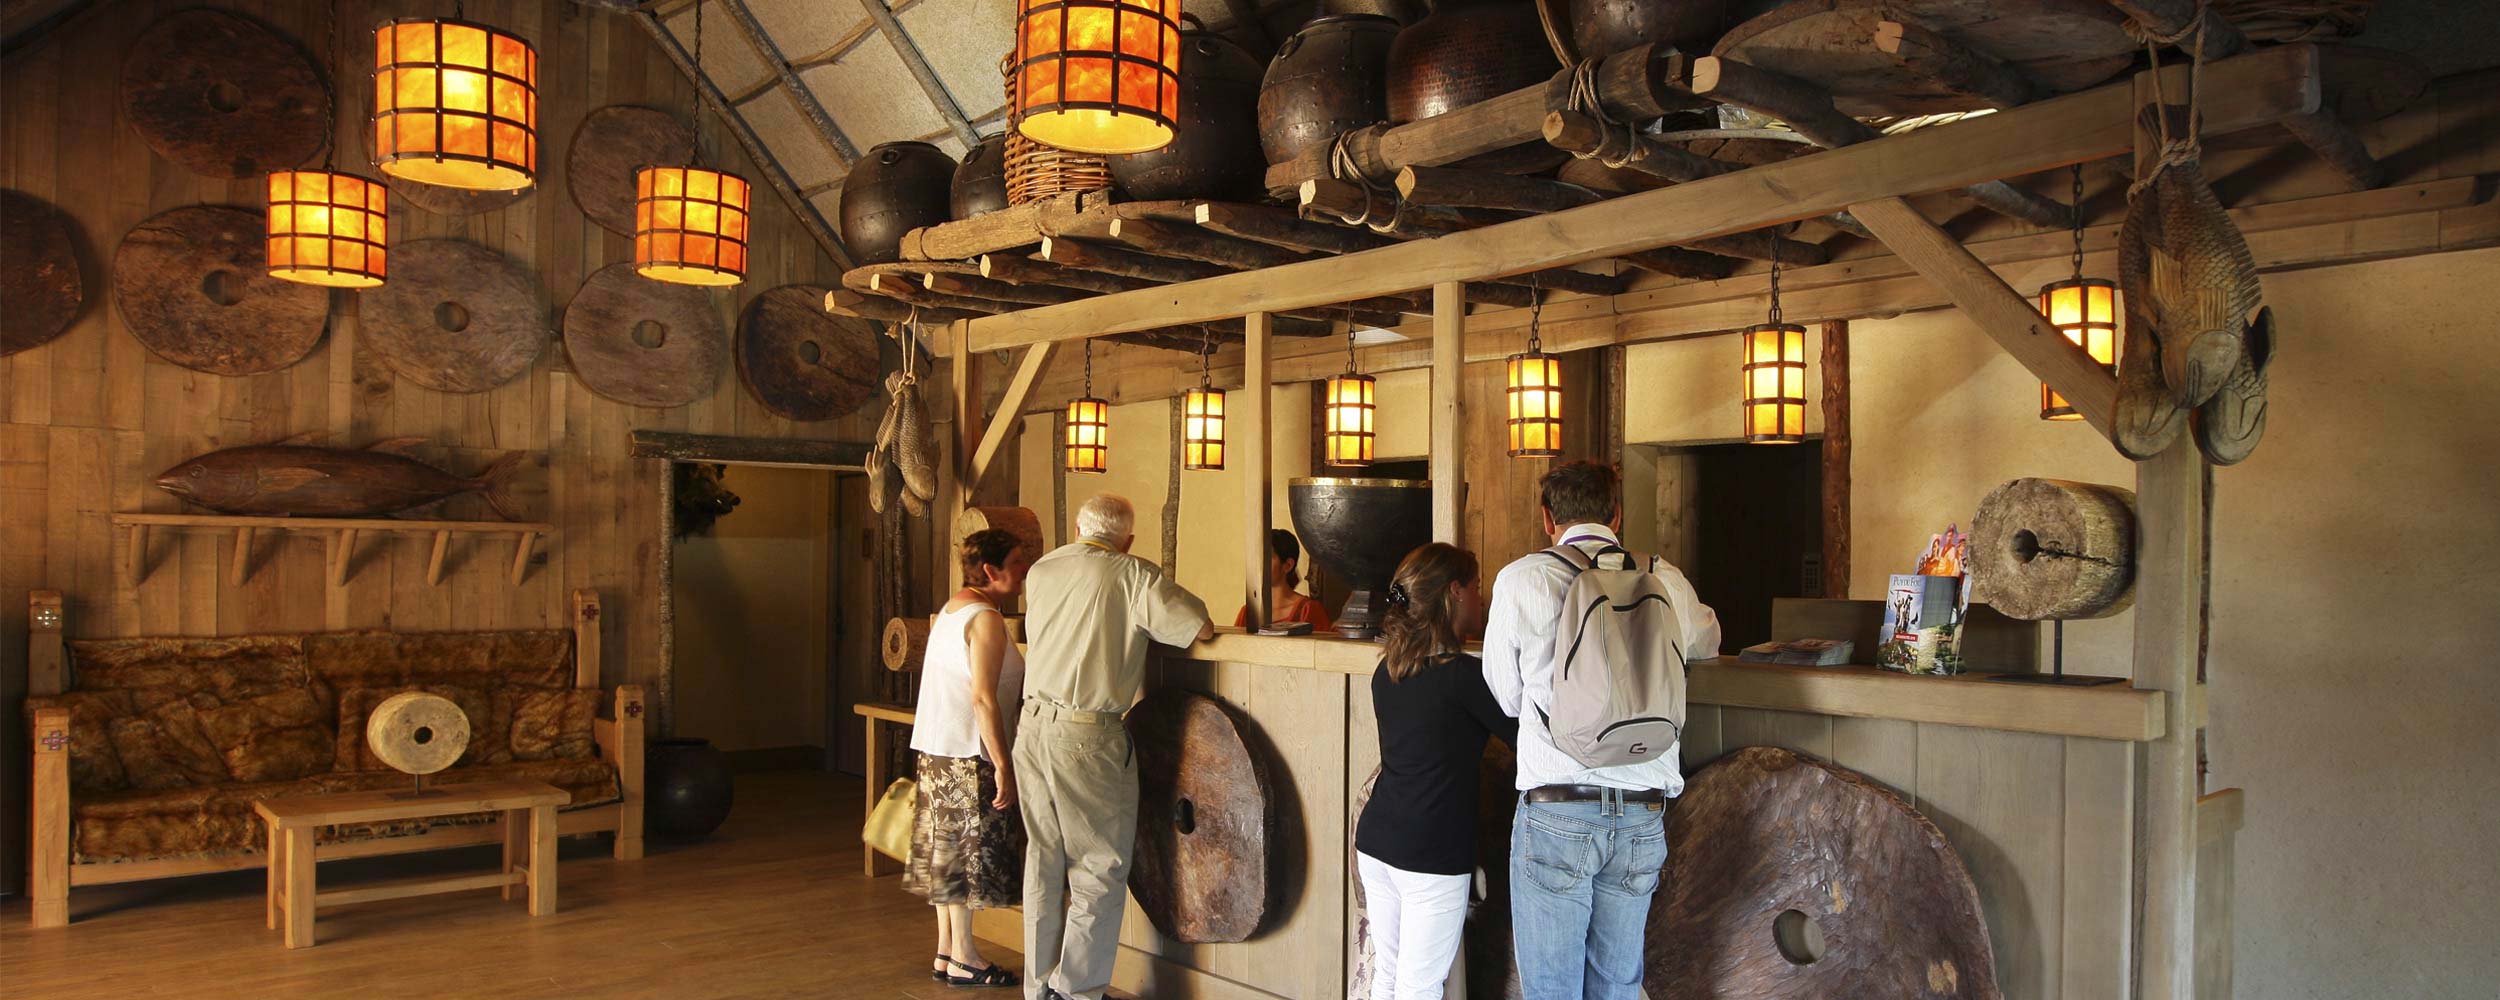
[1871,18,2038,111]
[715,0,860,161]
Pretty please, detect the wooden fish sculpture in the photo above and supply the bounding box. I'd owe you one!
[155,436,528,519]
[2119,157,2264,410]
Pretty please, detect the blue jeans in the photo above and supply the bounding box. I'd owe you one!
[1509,793,1669,1000]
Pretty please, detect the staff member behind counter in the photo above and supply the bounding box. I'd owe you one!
[1235,528,1333,632]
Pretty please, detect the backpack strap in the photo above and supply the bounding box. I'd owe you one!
[1541,545,1593,575]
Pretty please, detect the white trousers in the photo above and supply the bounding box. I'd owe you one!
[1357,851,1473,1000]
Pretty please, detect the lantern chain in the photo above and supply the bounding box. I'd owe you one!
[689,0,708,167]
[1767,234,1785,325]
[1526,272,1544,354]
[1083,337,1094,396]
[1344,308,1359,375]
[319,0,338,171]
[1198,324,1212,389]
[2069,163,2087,282]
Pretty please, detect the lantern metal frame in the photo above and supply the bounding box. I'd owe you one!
[1009,0,1184,154]
[1065,338,1110,474]
[372,16,540,192]
[266,170,389,288]
[1181,329,1225,470]
[633,165,752,286]
[2038,276,2120,420]
[1741,243,1808,444]
[1505,277,1562,458]
[1321,372,1376,467]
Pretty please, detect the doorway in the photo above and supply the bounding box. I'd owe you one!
[1638,441,1824,653]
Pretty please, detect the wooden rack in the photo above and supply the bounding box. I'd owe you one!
[113,512,553,588]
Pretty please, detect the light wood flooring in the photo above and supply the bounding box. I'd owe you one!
[1,770,1020,999]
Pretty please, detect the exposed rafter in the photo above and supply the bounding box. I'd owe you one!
[716,0,861,162]
[855,0,983,147]
[633,8,855,269]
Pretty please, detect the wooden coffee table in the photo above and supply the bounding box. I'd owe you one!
[254,778,570,948]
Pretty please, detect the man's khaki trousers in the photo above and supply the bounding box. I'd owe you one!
[1015,701,1137,1000]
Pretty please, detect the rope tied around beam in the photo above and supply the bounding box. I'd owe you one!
[1327,133,1398,231]
[1561,59,1639,170]
[2126,0,2216,198]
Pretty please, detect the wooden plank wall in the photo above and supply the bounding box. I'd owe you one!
[0,0,867,894]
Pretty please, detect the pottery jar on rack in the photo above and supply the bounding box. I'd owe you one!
[839,140,956,265]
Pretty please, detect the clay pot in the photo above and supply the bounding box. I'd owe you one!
[1386,0,1559,124]
[645,737,735,839]
[951,134,1010,221]
[1111,25,1267,201]
[1258,13,1402,166]
[839,141,956,265]
[1568,0,1732,59]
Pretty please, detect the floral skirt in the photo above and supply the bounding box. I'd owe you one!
[904,752,1025,909]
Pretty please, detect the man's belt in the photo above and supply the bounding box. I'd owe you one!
[1525,784,1667,804]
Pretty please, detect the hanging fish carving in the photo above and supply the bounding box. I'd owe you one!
[2117,153,2272,462]
[894,376,938,503]
[155,436,528,519]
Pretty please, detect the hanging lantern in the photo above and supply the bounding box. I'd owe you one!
[265,171,389,288]
[2039,168,2118,421]
[1010,0,1184,155]
[634,166,751,286]
[373,17,539,191]
[1182,386,1226,470]
[1322,372,1376,467]
[1740,322,1808,444]
[2038,277,2119,420]
[1505,280,1561,458]
[1065,339,1110,473]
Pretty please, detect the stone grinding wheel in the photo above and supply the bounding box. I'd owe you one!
[562,262,725,408]
[363,120,534,216]
[736,285,881,421]
[569,106,696,237]
[1128,688,1274,944]
[1347,744,1524,1000]
[881,616,930,672]
[1969,478,2137,620]
[1648,747,2002,1000]
[113,206,328,375]
[1,189,84,357]
[362,238,549,392]
[952,506,1044,560]
[120,9,328,178]
[366,691,472,775]
[1713,0,2138,117]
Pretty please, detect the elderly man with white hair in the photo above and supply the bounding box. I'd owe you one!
[1014,493,1214,1000]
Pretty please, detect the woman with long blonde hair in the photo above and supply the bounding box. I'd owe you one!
[1354,542,1515,1000]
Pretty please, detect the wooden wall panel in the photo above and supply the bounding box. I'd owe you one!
[0,0,866,893]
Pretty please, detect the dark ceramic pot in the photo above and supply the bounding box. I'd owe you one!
[839,141,956,265]
[645,737,735,839]
[1258,13,1402,166]
[1569,0,1732,60]
[1110,24,1267,201]
[1287,477,1434,639]
[951,134,1010,221]
[1386,0,1563,173]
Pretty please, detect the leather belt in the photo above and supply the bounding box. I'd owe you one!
[1526,784,1666,804]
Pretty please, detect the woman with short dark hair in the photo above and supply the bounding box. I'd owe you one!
[1354,542,1514,1000]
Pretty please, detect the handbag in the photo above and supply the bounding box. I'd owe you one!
[863,777,917,863]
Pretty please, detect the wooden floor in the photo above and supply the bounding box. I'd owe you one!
[1,770,1020,999]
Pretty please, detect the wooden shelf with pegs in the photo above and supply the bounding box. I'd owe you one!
[112,512,554,588]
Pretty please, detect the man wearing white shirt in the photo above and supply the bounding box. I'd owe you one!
[1482,462,1722,1000]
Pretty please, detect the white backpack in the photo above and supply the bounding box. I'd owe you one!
[1538,543,1688,769]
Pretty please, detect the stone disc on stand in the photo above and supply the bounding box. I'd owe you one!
[112,205,328,375]
[120,9,328,178]
[1,189,85,357]
[562,262,725,408]
[366,692,472,776]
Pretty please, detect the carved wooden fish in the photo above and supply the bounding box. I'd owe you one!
[2119,157,2263,409]
[155,436,527,519]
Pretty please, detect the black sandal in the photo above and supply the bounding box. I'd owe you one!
[944,959,1019,989]
[931,954,952,982]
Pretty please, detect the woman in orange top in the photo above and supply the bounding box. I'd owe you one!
[1236,529,1334,631]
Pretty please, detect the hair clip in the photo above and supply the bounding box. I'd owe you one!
[1384,582,1412,610]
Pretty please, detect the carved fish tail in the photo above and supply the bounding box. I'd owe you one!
[473,451,531,521]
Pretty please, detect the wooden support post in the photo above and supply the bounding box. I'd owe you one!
[610,685,646,860]
[863,711,896,877]
[1242,313,1274,625]
[1872,19,2037,110]
[426,530,452,586]
[1820,320,1851,599]
[1431,283,1465,545]
[229,527,254,586]
[948,321,978,593]
[1847,197,2119,433]
[501,810,526,901]
[31,706,70,928]
[329,529,357,588]
[527,803,558,915]
[573,589,602,688]
[29,590,65,695]
[507,531,533,585]
[124,524,145,580]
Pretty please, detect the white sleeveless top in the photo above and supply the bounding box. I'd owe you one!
[909,601,1025,759]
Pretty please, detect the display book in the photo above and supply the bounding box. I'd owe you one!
[1879,526,1972,675]
[1737,638,1856,666]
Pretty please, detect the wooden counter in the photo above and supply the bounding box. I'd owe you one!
[1174,629,2165,742]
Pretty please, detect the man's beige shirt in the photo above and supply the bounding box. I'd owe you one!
[1022,539,1212,714]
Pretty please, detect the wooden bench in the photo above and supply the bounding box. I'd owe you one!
[256,779,570,948]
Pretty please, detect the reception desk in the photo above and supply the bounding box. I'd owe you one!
[864,615,2233,1000]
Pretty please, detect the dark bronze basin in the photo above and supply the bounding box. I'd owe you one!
[1288,477,1433,639]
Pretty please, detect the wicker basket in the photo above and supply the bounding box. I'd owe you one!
[2209,0,2374,42]
[1001,53,1115,206]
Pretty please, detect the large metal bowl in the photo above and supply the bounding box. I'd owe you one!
[1288,477,1433,638]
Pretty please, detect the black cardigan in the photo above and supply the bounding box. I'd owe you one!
[1353,653,1519,876]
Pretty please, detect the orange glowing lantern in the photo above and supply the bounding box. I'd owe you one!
[2037,277,2119,420]
[634,166,751,286]
[1065,396,1111,473]
[1741,323,1807,444]
[1010,0,1184,155]
[1182,386,1226,470]
[265,170,388,288]
[1506,350,1563,457]
[373,18,538,191]
[1322,372,1376,467]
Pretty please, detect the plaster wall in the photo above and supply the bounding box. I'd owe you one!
[670,466,834,755]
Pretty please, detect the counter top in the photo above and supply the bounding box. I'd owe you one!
[1168,629,2164,743]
